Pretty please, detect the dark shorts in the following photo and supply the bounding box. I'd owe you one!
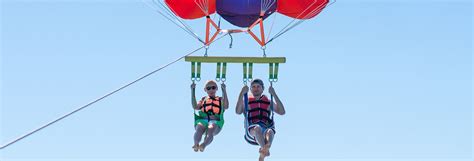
[244,122,275,145]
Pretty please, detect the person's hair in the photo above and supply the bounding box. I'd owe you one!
[205,80,217,88]
[250,79,264,89]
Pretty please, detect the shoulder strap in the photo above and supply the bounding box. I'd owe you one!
[269,94,274,121]
[244,93,249,114]
[248,99,271,105]
[196,96,206,110]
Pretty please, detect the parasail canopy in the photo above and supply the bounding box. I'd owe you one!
[165,0,329,27]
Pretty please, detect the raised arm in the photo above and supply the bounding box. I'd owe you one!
[221,83,229,110]
[269,86,285,115]
[235,85,249,115]
[191,83,200,110]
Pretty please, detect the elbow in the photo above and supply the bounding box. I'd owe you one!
[236,108,243,115]
[280,111,286,115]
[277,108,285,115]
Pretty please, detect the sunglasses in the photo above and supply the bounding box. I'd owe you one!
[206,86,217,90]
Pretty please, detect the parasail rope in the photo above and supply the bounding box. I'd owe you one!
[0,33,230,150]
[195,0,210,16]
[143,0,205,44]
[261,0,277,14]
[266,0,336,45]
[153,0,204,43]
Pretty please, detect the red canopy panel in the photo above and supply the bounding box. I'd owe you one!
[277,0,329,19]
[165,0,216,19]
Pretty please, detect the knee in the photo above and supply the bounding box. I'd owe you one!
[265,129,275,136]
[207,128,216,137]
[255,125,263,133]
[196,123,206,131]
[208,123,217,132]
[250,125,263,135]
[207,123,215,129]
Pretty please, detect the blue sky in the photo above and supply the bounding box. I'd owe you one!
[1,0,472,161]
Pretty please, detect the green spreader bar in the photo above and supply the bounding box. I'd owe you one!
[185,56,286,64]
[187,56,285,83]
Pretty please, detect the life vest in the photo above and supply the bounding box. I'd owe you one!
[247,95,274,127]
[200,96,222,116]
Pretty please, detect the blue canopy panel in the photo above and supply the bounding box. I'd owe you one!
[216,0,277,28]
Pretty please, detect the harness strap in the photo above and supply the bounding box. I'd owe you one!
[248,108,271,114]
[244,92,249,126]
[270,94,274,122]
[248,115,272,121]
[202,103,220,108]
[248,100,271,105]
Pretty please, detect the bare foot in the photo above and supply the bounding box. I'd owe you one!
[259,148,267,161]
[259,153,265,161]
[259,144,270,157]
[198,144,206,152]
[192,144,199,152]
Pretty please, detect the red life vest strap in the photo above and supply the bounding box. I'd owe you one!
[248,99,271,105]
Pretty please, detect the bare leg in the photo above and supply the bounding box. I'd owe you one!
[249,126,266,161]
[193,123,206,152]
[249,125,266,148]
[199,123,220,152]
[262,129,275,156]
